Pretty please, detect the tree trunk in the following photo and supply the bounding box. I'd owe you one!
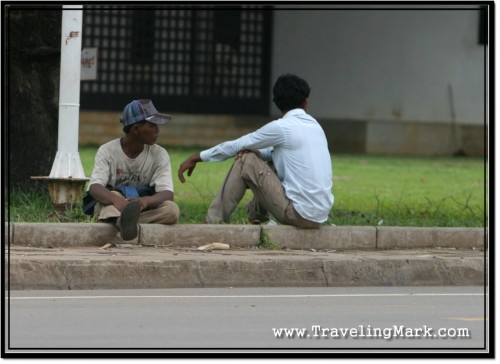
[6,7,62,191]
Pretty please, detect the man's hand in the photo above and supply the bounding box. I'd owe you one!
[89,183,129,211]
[128,191,173,211]
[178,153,202,183]
[127,196,149,211]
[114,196,129,212]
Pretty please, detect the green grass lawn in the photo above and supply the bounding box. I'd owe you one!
[330,154,486,227]
[8,145,487,227]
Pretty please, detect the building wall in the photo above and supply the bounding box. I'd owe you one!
[79,6,487,156]
[79,111,484,156]
[79,112,269,148]
[270,7,485,125]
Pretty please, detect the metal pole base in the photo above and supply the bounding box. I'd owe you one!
[31,176,89,212]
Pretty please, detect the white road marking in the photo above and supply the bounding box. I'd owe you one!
[5,292,485,300]
[448,317,488,321]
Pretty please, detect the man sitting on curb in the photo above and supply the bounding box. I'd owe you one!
[84,99,180,240]
[178,74,334,228]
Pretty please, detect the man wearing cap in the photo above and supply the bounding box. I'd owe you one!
[86,99,180,241]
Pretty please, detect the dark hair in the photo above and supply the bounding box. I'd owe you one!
[123,120,146,134]
[272,74,311,112]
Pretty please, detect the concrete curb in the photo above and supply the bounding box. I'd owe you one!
[5,223,487,290]
[6,246,486,290]
[5,222,486,251]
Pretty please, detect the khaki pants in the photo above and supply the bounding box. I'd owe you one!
[207,153,320,229]
[95,191,180,225]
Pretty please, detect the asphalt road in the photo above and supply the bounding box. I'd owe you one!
[5,286,488,353]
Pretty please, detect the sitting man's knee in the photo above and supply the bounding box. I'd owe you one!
[239,151,269,177]
[158,200,180,224]
[241,152,259,162]
[239,152,266,172]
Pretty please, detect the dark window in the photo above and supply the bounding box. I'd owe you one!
[81,5,272,114]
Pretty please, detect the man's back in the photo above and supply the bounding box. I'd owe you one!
[178,73,334,226]
[270,109,334,223]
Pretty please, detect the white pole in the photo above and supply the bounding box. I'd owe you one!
[49,5,86,179]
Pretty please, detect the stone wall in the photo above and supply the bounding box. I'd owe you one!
[79,112,485,156]
[79,112,268,148]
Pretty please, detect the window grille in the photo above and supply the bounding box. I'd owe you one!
[81,5,272,114]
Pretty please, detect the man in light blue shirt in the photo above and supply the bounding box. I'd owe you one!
[178,74,334,228]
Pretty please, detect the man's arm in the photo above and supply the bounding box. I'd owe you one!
[129,190,173,211]
[178,152,202,183]
[89,183,128,212]
[90,183,173,212]
[178,121,284,182]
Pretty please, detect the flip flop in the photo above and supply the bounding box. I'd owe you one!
[117,201,141,241]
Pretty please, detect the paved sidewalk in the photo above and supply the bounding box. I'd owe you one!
[4,223,487,290]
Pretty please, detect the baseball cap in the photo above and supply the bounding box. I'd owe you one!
[120,99,172,127]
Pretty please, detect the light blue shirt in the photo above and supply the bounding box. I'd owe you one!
[200,109,334,223]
